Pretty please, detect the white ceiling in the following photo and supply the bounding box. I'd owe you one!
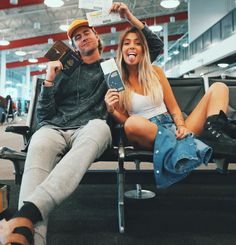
[0,0,188,75]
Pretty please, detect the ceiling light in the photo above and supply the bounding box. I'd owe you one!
[182,42,189,48]
[59,24,69,31]
[28,58,38,63]
[33,22,41,29]
[149,25,163,32]
[10,0,18,4]
[44,0,64,8]
[38,64,47,69]
[173,50,180,55]
[217,63,229,68]
[15,50,27,56]
[160,0,180,8]
[0,39,10,46]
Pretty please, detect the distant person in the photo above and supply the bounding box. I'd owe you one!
[5,95,15,123]
[17,99,22,116]
[24,100,30,114]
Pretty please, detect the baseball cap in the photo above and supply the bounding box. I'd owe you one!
[67,19,89,39]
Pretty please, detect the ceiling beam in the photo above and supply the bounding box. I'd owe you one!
[0,0,43,10]
[0,12,187,51]
[31,70,46,76]
[7,33,183,69]
[7,57,48,68]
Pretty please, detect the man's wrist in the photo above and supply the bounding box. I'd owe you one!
[42,79,54,87]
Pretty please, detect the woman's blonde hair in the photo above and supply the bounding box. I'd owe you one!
[116,27,163,112]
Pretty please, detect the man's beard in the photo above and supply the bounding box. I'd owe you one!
[81,46,97,57]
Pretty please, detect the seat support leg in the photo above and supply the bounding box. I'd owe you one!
[214,158,229,174]
[124,160,156,199]
[117,151,125,233]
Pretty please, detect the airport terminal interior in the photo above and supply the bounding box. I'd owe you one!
[1,0,236,244]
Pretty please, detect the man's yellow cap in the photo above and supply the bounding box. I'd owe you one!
[67,19,89,39]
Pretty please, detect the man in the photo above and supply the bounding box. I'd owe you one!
[0,2,163,245]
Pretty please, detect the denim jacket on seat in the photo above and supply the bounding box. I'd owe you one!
[150,114,212,189]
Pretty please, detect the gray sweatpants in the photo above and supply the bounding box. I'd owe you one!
[18,119,112,245]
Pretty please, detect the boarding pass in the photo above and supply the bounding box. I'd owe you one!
[86,10,121,27]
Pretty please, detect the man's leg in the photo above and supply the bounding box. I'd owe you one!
[19,126,68,245]
[25,119,111,240]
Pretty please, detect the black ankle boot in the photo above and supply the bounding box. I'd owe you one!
[226,118,236,139]
[198,112,236,156]
[212,110,236,139]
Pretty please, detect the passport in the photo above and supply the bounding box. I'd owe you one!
[100,58,125,92]
[44,41,81,76]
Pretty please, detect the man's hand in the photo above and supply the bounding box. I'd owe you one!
[45,60,63,82]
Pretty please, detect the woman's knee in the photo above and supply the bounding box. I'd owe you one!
[210,82,229,94]
[124,115,156,138]
[124,116,142,136]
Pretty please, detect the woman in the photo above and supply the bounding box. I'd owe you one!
[105,26,236,188]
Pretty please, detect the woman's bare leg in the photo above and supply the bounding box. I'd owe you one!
[124,115,158,150]
[185,82,229,135]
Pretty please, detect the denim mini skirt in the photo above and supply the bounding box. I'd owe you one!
[149,113,212,188]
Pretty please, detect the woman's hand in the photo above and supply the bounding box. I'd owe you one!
[104,89,120,114]
[46,60,63,82]
[109,2,132,20]
[175,125,191,139]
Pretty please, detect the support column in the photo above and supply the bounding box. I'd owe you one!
[0,51,6,96]
[26,66,31,100]
[163,23,168,71]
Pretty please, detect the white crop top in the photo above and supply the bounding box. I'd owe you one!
[128,92,167,119]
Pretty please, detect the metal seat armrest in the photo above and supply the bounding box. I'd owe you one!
[5,125,32,146]
[5,125,30,136]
